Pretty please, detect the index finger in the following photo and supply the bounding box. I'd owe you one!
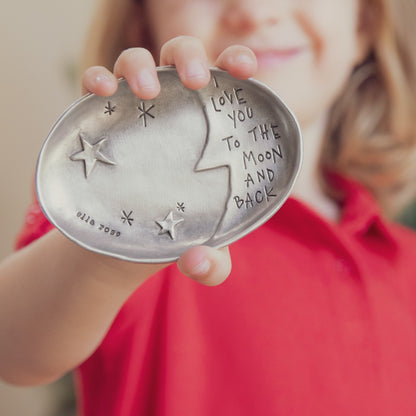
[81,66,118,96]
[160,36,211,90]
[215,45,257,79]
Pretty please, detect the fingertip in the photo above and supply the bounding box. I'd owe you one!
[178,60,211,90]
[177,246,210,280]
[82,66,118,96]
[160,36,211,90]
[177,246,231,286]
[216,46,258,79]
[230,53,258,79]
[113,48,160,100]
[130,67,161,100]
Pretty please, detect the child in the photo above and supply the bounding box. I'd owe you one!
[2,0,416,414]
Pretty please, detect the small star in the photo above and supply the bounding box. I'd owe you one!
[121,210,134,226]
[176,202,185,212]
[156,211,184,240]
[104,101,116,115]
[137,102,155,127]
[70,133,116,178]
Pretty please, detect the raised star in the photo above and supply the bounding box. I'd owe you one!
[156,211,184,240]
[70,133,116,178]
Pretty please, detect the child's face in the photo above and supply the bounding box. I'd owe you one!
[144,0,370,128]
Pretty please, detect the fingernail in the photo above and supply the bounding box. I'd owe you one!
[235,53,254,65]
[191,258,211,276]
[137,68,157,90]
[87,74,113,90]
[186,60,208,80]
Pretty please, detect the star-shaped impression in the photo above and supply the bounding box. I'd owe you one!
[156,211,184,240]
[70,133,116,178]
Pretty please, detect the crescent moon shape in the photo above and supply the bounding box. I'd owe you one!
[36,67,302,262]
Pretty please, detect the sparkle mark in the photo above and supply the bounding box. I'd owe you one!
[121,210,134,226]
[104,101,116,115]
[156,211,184,240]
[70,133,116,178]
[176,202,185,212]
[137,102,155,127]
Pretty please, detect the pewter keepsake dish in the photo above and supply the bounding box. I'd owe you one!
[36,67,302,262]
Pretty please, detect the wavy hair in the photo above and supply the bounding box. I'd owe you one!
[321,0,416,216]
[82,0,416,217]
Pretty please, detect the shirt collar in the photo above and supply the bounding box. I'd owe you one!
[327,173,395,241]
[277,173,398,248]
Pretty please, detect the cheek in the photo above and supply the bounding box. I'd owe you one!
[300,51,356,127]
[315,26,360,107]
[258,50,356,129]
[300,0,361,71]
[291,9,361,125]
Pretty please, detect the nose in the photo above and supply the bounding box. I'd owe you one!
[222,0,282,33]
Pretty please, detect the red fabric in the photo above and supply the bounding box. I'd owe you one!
[16,177,416,415]
[15,200,54,250]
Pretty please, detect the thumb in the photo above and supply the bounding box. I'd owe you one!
[177,246,232,286]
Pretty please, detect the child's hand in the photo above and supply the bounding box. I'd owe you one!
[0,38,258,385]
[80,36,257,286]
[82,35,257,98]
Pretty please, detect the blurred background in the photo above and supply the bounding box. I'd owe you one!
[1,1,416,415]
[0,0,96,414]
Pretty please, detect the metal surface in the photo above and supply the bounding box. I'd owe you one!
[36,67,302,262]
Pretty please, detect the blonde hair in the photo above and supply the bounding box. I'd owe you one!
[82,0,416,217]
[322,0,416,216]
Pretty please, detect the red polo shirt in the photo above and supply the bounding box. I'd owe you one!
[16,176,416,415]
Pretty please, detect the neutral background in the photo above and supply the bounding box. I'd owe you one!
[1,1,416,415]
[0,0,96,414]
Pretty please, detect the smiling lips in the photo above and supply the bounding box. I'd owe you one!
[253,47,305,70]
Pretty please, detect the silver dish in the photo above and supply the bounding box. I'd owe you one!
[36,67,302,262]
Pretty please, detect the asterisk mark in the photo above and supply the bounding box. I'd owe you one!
[121,210,134,226]
[137,102,155,127]
[104,101,116,115]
